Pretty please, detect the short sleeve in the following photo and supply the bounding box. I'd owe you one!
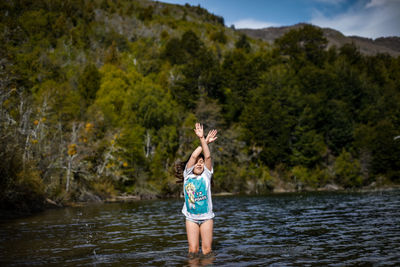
[203,165,213,180]
[183,164,194,179]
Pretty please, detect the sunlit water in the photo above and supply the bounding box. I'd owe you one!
[1,190,400,266]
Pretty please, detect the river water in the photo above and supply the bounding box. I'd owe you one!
[1,190,400,266]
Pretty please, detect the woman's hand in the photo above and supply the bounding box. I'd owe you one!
[206,129,218,144]
[194,123,204,139]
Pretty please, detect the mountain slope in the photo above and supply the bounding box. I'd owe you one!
[238,23,400,56]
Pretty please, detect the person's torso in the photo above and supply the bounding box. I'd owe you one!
[184,174,211,215]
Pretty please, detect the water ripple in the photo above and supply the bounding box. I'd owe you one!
[0,191,399,265]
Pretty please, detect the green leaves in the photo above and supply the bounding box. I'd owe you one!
[240,64,298,166]
[2,0,400,202]
[334,149,362,188]
[275,24,328,66]
[94,64,130,126]
[78,63,101,105]
[291,127,327,168]
[162,30,204,65]
[235,34,251,53]
[135,83,178,130]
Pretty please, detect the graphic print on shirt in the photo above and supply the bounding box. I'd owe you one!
[184,177,208,215]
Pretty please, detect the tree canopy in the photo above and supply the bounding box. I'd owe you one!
[1,0,399,211]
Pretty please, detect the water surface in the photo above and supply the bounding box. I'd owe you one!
[1,190,399,266]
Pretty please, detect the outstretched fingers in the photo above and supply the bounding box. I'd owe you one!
[194,123,204,138]
[194,123,219,143]
[206,129,218,144]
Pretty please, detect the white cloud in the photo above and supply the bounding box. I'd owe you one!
[233,18,281,29]
[311,0,346,5]
[311,0,400,38]
[365,0,393,8]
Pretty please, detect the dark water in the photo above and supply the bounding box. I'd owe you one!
[1,190,400,266]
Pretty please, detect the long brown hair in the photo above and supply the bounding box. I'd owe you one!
[174,154,204,183]
[174,154,213,186]
[174,160,187,184]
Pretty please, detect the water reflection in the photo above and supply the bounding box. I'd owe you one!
[187,252,216,267]
[0,190,399,266]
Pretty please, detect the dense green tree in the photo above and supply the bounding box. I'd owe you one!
[134,82,179,130]
[210,30,227,44]
[162,37,185,65]
[240,65,297,167]
[323,100,354,154]
[2,0,400,208]
[105,41,120,64]
[94,64,130,126]
[235,34,251,52]
[339,43,362,65]
[334,149,362,188]
[369,120,400,180]
[181,30,203,58]
[221,50,263,121]
[78,63,101,106]
[275,24,328,67]
[138,5,154,21]
[290,126,327,168]
[167,30,223,109]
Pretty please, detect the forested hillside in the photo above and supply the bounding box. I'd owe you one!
[239,24,400,57]
[1,0,400,212]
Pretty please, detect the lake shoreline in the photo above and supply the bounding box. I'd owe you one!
[271,183,400,194]
[1,184,399,221]
[2,189,400,265]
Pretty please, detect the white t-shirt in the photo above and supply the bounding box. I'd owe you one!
[181,164,215,220]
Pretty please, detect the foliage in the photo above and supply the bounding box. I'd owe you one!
[275,24,328,67]
[0,124,46,213]
[235,34,251,52]
[1,0,400,211]
[291,165,329,189]
[78,63,101,106]
[334,149,363,188]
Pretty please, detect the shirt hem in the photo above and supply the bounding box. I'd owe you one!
[182,210,215,220]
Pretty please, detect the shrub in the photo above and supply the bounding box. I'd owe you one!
[334,149,363,188]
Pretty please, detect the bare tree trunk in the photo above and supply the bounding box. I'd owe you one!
[23,132,30,169]
[21,107,32,170]
[66,122,79,192]
[145,130,151,158]
[98,137,115,176]
[66,156,72,192]
[98,147,112,176]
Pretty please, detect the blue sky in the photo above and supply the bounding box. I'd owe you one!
[156,0,400,39]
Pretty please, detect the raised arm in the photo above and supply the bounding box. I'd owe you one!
[194,123,212,171]
[186,127,218,170]
[186,146,202,169]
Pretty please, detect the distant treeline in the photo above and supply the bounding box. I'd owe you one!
[1,0,399,212]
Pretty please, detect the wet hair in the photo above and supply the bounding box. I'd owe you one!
[174,154,205,184]
[174,160,186,184]
[174,154,214,186]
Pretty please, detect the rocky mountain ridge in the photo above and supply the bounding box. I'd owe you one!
[238,23,400,56]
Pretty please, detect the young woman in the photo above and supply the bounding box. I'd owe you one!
[175,123,218,256]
